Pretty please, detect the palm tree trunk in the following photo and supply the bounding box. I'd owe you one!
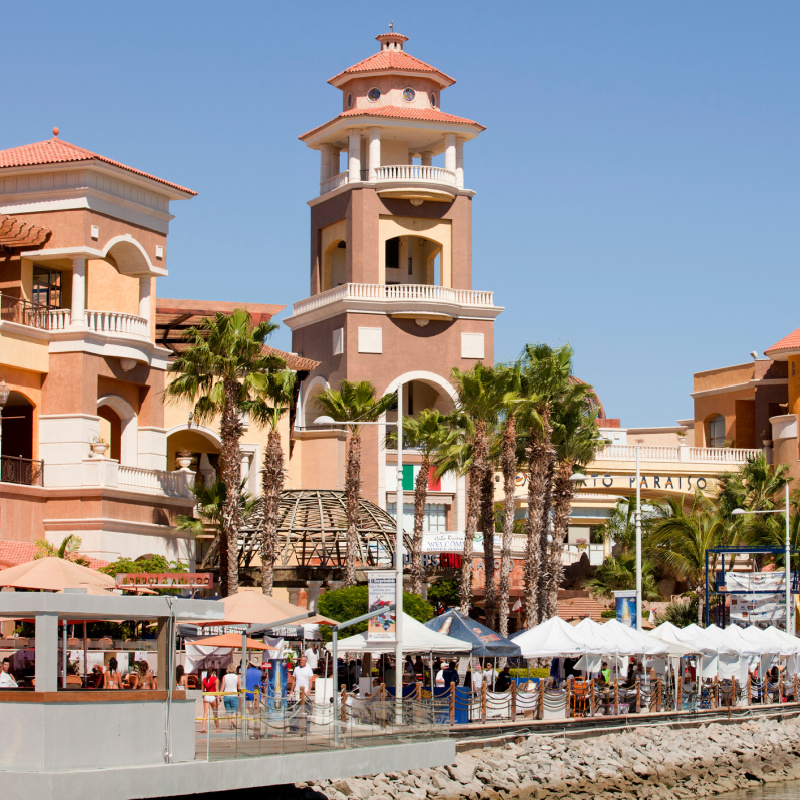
[411,457,429,595]
[537,434,555,621]
[481,466,497,629]
[260,428,284,595]
[344,430,362,587]
[460,420,487,614]
[524,406,552,627]
[546,461,573,618]
[498,417,516,638]
[220,380,244,596]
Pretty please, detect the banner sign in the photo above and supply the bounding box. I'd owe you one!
[421,532,484,554]
[367,571,396,641]
[726,572,794,628]
[116,572,213,590]
[614,590,637,629]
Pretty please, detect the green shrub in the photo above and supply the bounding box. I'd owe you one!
[317,585,433,642]
[509,667,549,679]
[600,609,616,619]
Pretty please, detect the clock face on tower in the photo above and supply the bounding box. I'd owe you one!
[368,87,381,102]
[403,87,415,102]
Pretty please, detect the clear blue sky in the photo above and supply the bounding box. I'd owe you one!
[5,2,798,427]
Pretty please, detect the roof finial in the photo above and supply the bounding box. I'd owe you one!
[389,19,394,32]
[52,127,59,138]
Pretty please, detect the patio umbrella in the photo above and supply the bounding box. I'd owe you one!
[0,558,116,591]
[423,609,521,657]
[191,633,281,652]
[198,591,335,627]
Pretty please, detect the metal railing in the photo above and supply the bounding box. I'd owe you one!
[0,455,44,486]
[0,293,50,329]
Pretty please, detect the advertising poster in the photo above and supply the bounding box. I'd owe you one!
[614,590,637,629]
[367,571,396,641]
[727,572,795,629]
[267,658,288,712]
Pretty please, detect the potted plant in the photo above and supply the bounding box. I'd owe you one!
[176,449,194,470]
[90,435,109,457]
[576,537,588,552]
[761,430,773,448]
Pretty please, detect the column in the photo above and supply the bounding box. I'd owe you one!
[138,276,151,326]
[35,612,59,691]
[331,148,341,177]
[70,256,86,328]
[320,144,333,185]
[444,133,457,175]
[306,580,324,612]
[348,130,362,183]
[368,127,381,181]
[156,617,169,689]
[288,588,301,606]
[421,151,433,167]
[455,137,464,188]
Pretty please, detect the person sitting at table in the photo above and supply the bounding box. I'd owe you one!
[127,667,140,689]
[494,666,513,694]
[139,661,157,689]
[175,664,188,690]
[413,656,424,678]
[0,658,18,689]
[103,658,122,689]
[90,664,104,688]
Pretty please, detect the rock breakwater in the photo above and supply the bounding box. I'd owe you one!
[304,716,800,800]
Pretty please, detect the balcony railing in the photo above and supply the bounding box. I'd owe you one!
[319,165,458,196]
[0,294,50,330]
[292,282,495,317]
[118,466,194,498]
[593,444,763,464]
[0,455,44,486]
[48,309,149,339]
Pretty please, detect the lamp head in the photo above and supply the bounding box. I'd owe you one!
[314,415,336,426]
[569,473,588,483]
[731,508,746,516]
[750,351,759,360]
[0,380,8,406]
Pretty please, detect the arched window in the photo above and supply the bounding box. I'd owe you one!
[708,414,726,448]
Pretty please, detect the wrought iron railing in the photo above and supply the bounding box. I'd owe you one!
[0,293,50,330]
[0,455,44,486]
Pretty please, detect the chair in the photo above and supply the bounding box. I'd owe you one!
[67,637,81,648]
[572,680,590,718]
[66,675,82,687]
[0,638,15,648]
[97,637,113,649]
[187,674,199,689]
[14,638,28,648]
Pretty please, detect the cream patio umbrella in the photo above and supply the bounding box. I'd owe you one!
[0,557,116,591]
[199,590,336,628]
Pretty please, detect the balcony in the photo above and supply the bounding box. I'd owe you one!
[285,282,502,328]
[593,444,763,464]
[319,164,459,201]
[0,455,44,486]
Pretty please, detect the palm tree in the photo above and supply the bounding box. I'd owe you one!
[451,364,502,615]
[649,493,729,624]
[251,370,297,595]
[547,394,606,617]
[314,380,397,586]
[34,534,90,567]
[518,343,573,628]
[175,479,258,572]
[402,409,460,595]
[165,309,283,596]
[716,454,790,516]
[584,554,662,601]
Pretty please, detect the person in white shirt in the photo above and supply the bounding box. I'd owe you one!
[483,664,498,691]
[471,666,484,693]
[289,656,316,734]
[221,664,241,729]
[0,658,18,688]
[304,644,319,671]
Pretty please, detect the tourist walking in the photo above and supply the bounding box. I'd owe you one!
[245,657,264,739]
[201,670,220,733]
[221,664,240,729]
[289,655,316,734]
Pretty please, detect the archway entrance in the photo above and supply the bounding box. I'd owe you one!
[1,391,34,460]
[166,428,221,486]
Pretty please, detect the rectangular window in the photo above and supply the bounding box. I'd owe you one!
[32,266,62,309]
[387,502,447,532]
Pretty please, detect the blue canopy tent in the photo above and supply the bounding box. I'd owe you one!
[424,609,521,658]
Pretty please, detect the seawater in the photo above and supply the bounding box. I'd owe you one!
[718,781,800,800]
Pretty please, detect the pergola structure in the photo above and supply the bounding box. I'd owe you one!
[237,489,412,584]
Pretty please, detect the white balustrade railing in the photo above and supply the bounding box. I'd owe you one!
[292,282,495,316]
[85,309,149,338]
[320,171,349,195]
[594,444,762,465]
[688,447,762,463]
[374,164,456,185]
[119,466,194,498]
[48,308,71,330]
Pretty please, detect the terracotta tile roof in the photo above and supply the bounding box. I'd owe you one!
[329,49,455,87]
[556,595,606,623]
[0,540,108,571]
[0,214,51,249]
[300,106,484,140]
[262,346,320,372]
[0,137,196,196]
[765,327,800,357]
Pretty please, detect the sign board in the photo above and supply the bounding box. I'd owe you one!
[614,590,637,629]
[727,572,794,629]
[421,532,484,554]
[115,572,213,590]
[367,571,396,641]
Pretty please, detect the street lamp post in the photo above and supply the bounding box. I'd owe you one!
[313,382,405,708]
[732,481,792,633]
[571,445,643,631]
[0,380,9,461]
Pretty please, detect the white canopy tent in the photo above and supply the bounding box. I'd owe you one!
[326,613,472,654]
[512,616,607,659]
[765,625,800,677]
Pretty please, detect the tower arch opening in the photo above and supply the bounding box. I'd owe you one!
[383,235,443,287]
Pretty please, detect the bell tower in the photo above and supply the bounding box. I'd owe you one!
[287,32,502,527]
